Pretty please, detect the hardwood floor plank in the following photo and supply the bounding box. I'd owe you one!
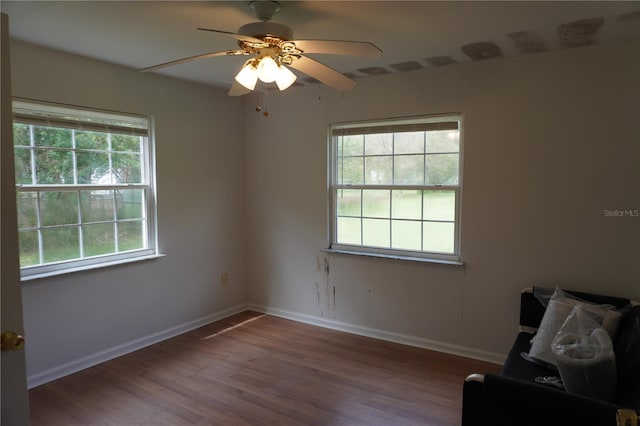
[29,312,501,425]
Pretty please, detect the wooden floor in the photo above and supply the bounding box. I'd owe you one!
[29,312,501,426]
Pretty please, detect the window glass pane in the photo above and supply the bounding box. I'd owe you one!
[42,227,79,263]
[363,189,389,218]
[76,151,110,184]
[16,192,38,228]
[392,190,421,220]
[423,222,455,253]
[337,217,361,245]
[116,189,143,220]
[18,230,39,267]
[118,221,145,251]
[365,156,392,184]
[14,147,32,184]
[337,189,361,217]
[339,157,363,185]
[35,149,74,184]
[338,135,363,157]
[112,153,141,184]
[13,100,155,275]
[39,191,78,226]
[83,223,115,257]
[426,130,459,153]
[424,191,456,221]
[33,126,72,148]
[364,133,392,155]
[394,154,424,185]
[332,116,460,259]
[363,218,390,248]
[394,132,424,154]
[13,123,30,146]
[426,153,459,185]
[76,131,108,150]
[111,134,140,152]
[392,220,421,251]
[80,190,114,223]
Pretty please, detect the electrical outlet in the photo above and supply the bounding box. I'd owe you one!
[221,273,229,287]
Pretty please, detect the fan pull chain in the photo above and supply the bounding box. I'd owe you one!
[254,91,270,117]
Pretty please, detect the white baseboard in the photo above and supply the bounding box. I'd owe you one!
[28,303,504,388]
[247,304,506,366]
[27,304,249,389]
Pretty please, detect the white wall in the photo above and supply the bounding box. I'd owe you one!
[244,41,640,362]
[11,38,640,386]
[10,41,248,386]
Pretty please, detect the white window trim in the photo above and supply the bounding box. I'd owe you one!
[328,113,463,263]
[13,98,160,280]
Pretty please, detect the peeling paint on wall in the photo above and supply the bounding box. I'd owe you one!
[315,252,334,318]
[558,17,604,48]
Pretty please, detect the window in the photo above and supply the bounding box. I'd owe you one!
[330,115,462,262]
[12,99,158,279]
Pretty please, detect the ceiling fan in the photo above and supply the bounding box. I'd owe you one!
[141,0,382,96]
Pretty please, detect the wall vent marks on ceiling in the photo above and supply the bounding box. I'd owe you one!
[461,41,504,61]
[425,56,458,67]
[286,13,632,88]
[343,14,619,80]
[389,61,423,72]
[617,10,640,23]
[558,17,605,48]
[508,31,548,54]
[357,67,391,76]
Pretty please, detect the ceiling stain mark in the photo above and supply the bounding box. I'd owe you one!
[558,17,604,48]
[425,56,458,67]
[304,77,321,84]
[617,10,640,23]
[389,61,423,72]
[343,72,358,80]
[461,41,503,61]
[357,66,391,75]
[508,31,548,54]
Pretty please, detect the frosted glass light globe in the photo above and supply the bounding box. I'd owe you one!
[257,57,278,83]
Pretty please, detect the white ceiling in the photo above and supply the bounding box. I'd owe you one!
[3,1,640,91]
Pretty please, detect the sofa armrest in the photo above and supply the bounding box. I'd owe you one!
[462,373,636,426]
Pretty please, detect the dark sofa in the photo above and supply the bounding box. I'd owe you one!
[462,288,640,426]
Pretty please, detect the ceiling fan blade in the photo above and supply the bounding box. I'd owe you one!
[292,40,382,57]
[228,80,253,97]
[197,27,265,45]
[141,50,245,72]
[288,56,356,92]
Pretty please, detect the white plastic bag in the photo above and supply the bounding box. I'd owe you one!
[551,305,617,401]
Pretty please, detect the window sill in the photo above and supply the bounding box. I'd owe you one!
[321,248,464,266]
[20,253,166,282]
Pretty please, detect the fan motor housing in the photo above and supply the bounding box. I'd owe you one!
[238,22,293,41]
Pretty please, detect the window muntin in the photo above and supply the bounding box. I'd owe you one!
[331,115,462,262]
[13,99,158,278]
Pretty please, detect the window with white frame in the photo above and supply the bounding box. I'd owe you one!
[12,99,158,279]
[330,115,462,262]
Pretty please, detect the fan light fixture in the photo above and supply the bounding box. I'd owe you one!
[141,0,383,99]
[235,61,259,90]
[235,56,297,91]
